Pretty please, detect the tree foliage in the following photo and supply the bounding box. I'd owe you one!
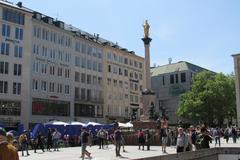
[177,71,236,126]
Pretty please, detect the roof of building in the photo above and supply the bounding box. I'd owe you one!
[0,0,141,57]
[151,61,210,76]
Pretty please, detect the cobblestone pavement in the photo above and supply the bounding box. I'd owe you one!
[19,138,240,160]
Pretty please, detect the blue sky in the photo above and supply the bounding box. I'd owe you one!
[12,0,240,74]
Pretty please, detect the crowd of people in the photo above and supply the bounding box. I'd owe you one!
[0,123,239,160]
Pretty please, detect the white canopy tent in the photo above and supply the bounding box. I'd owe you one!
[86,122,102,126]
[44,120,68,126]
[67,121,86,126]
[118,122,133,128]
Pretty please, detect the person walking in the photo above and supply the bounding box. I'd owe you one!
[52,128,61,151]
[176,127,188,153]
[97,127,105,149]
[34,132,45,153]
[47,128,53,151]
[80,127,91,160]
[138,129,145,150]
[0,127,19,160]
[19,132,30,156]
[114,127,122,157]
[232,127,238,143]
[213,127,221,147]
[224,128,230,143]
[160,127,168,153]
[145,129,151,150]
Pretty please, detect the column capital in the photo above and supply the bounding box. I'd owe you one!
[142,37,152,45]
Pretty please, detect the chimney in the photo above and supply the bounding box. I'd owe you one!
[168,57,172,64]
[17,2,22,8]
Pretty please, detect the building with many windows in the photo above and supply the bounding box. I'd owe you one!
[0,1,144,128]
[151,61,209,124]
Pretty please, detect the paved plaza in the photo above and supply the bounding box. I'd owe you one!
[19,138,240,160]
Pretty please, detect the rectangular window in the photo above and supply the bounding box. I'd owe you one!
[181,73,186,83]
[41,81,47,91]
[170,74,174,84]
[124,69,128,77]
[87,75,91,84]
[2,8,25,25]
[87,89,91,101]
[81,57,86,68]
[87,59,92,70]
[57,67,62,77]
[0,61,9,74]
[98,63,102,72]
[14,45,23,58]
[75,87,79,99]
[14,64,21,76]
[75,56,80,67]
[57,83,63,93]
[15,27,23,40]
[175,74,178,83]
[1,42,10,55]
[0,81,8,93]
[93,62,97,71]
[75,72,80,82]
[2,24,10,37]
[81,73,86,83]
[49,82,54,92]
[108,65,111,72]
[65,69,70,78]
[32,79,38,91]
[65,85,70,94]
[13,82,21,95]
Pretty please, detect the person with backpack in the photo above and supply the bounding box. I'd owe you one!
[176,127,188,153]
[138,129,145,150]
[114,127,122,157]
[80,127,91,160]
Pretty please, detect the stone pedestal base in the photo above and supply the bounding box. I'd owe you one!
[140,90,156,121]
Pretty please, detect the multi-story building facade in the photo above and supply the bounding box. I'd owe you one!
[151,61,209,124]
[0,1,144,128]
[104,45,144,122]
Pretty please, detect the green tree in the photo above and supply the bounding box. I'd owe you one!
[177,71,236,126]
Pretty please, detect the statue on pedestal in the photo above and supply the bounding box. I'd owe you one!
[143,20,150,38]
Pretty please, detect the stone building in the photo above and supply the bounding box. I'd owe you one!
[151,61,209,124]
[0,1,144,128]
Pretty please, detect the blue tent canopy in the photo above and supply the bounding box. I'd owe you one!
[32,123,46,139]
[65,125,82,136]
